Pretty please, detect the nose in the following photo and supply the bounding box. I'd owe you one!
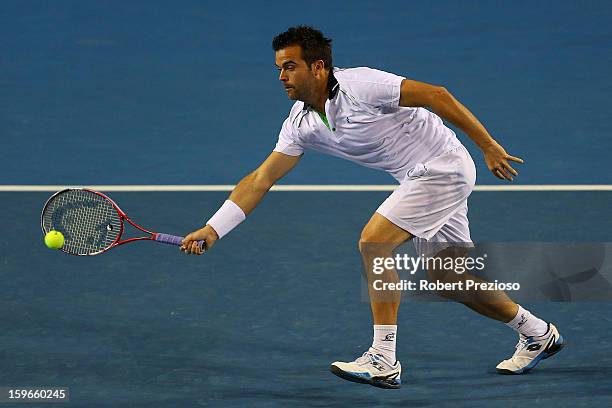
[278,69,288,82]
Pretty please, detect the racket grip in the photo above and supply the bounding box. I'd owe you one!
[155,233,206,251]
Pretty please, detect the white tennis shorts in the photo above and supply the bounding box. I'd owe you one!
[376,145,476,256]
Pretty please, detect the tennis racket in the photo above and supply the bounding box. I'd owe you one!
[40,188,205,256]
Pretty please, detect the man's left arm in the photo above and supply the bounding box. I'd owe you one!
[399,79,523,181]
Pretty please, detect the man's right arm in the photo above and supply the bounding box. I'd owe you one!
[228,151,301,215]
[181,152,301,254]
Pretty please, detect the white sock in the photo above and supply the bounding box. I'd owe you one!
[371,325,397,363]
[506,305,548,337]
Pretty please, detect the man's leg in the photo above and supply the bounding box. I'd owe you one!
[426,246,565,374]
[413,202,558,356]
[359,213,413,325]
[330,213,411,389]
[426,246,519,322]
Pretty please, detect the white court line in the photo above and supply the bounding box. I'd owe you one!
[0,185,611,192]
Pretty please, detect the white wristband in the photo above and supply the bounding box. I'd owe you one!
[206,200,246,239]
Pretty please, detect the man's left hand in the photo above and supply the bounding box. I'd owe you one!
[483,143,524,181]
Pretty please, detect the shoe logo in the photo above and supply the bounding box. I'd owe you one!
[382,333,395,342]
[386,372,399,380]
[526,343,542,352]
[372,361,386,371]
[545,335,556,350]
[517,314,527,328]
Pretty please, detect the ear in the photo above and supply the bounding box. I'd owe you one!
[311,60,326,77]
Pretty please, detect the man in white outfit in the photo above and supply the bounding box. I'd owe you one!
[181,26,564,389]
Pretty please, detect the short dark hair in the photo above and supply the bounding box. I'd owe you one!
[272,26,333,70]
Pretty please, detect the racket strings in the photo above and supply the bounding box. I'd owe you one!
[42,190,121,255]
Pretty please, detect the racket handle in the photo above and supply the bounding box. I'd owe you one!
[155,233,206,252]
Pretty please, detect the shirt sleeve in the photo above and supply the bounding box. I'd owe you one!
[273,116,304,156]
[343,67,405,113]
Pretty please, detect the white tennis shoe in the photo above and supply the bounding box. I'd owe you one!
[330,349,401,389]
[496,323,565,374]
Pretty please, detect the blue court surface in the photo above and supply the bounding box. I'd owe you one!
[2,1,612,407]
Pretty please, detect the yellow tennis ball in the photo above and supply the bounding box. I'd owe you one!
[44,230,65,249]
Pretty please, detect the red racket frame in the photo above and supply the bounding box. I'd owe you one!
[41,188,201,256]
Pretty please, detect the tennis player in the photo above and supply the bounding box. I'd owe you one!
[181,26,564,389]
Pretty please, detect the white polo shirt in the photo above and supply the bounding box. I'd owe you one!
[274,67,463,182]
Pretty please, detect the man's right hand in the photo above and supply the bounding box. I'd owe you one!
[181,225,219,255]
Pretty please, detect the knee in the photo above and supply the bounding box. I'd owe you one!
[358,232,371,254]
[359,226,410,259]
[358,230,388,256]
[358,238,374,260]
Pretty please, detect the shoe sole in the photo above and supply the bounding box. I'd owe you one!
[496,334,566,375]
[329,365,401,389]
